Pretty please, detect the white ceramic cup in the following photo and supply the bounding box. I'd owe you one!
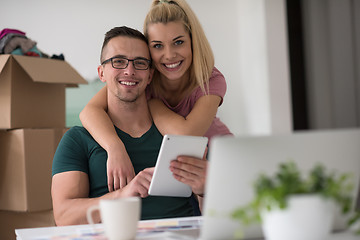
[86,197,141,240]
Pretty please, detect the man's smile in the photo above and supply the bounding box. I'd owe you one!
[119,81,138,86]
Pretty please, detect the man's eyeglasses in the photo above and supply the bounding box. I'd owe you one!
[101,57,151,70]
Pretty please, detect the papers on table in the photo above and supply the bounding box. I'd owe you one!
[15,216,202,240]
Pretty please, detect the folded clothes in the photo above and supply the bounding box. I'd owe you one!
[51,53,65,60]
[0,28,65,60]
[11,45,42,57]
[4,37,36,54]
[0,33,27,53]
[0,28,26,39]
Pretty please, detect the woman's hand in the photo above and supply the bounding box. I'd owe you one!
[169,151,208,197]
[106,148,135,192]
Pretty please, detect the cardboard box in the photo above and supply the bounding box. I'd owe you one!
[0,210,55,240]
[0,54,87,129]
[0,128,64,211]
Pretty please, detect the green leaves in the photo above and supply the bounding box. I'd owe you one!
[306,164,353,214]
[253,162,305,211]
[232,161,354,225]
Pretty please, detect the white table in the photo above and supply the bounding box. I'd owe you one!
[16,216,201,240]
[15,216,359,240]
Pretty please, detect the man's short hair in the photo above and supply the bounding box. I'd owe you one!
[100,26,148,63]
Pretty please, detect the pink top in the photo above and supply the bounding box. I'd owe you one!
[147,67,232,143]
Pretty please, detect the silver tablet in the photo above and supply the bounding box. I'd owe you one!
[148,134,208,197]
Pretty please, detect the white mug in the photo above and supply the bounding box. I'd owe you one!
[87,197,141,240]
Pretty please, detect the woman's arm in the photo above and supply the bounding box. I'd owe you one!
[79,86,135,191]
[148,95,221,136]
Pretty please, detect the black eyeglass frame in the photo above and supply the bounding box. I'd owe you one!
[101,57,151,70]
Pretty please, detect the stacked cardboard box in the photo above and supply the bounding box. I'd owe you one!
[0,54,87,239]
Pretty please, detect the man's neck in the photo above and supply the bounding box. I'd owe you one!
[107,95,152,138]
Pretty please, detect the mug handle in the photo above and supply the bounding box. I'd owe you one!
[86,205,100,225]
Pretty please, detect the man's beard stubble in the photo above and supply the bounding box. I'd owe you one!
[115,89,140,103]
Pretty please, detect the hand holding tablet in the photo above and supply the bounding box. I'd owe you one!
[148,135,208,197]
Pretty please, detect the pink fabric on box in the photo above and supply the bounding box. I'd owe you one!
[0,28,26,39]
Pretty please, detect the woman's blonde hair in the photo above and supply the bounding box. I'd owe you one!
[144,0,214,97]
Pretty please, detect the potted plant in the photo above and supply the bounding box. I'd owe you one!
[231,161,356,240]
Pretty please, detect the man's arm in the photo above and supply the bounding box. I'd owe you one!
[52,171,109,226]
[52,168,154,226]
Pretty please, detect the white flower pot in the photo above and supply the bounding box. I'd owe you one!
[261,194,335,240]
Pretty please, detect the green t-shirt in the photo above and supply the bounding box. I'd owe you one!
[52,124,193,220]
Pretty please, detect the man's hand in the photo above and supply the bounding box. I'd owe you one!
[169,153,207,196]
[121,168,154,198]
[52,168,154,226]
[107,149,135,192]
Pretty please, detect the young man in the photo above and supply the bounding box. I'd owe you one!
[51,26,206,226]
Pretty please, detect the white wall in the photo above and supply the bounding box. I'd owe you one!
[0,0,150,81]
[0,0,292,135]
[235,0,292,135]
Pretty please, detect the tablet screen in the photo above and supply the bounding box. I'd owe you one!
[148,135,208,197]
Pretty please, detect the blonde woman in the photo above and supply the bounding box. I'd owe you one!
[80,0,232,193]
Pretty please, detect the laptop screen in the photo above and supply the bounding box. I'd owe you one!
[201,129,360,239]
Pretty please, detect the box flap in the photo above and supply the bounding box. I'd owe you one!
[11,55,87,85]
[0,55,10,73]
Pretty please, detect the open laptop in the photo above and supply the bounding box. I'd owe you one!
[198,128,360,240]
